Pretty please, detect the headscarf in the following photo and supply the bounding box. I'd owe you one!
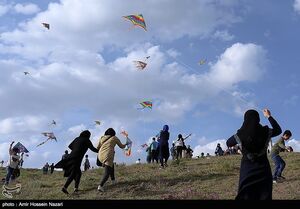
[104,128,116,136]
[163,125,169,132]
[237,109,269,153]
[79,130,91,139]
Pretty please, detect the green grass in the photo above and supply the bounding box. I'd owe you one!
[1,152,300,200]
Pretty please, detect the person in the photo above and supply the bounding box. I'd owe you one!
[0,160,4,167]
[170,143,176,160]
[43,163,49,174]
[175,134,191,160]
[62,150,69,160]
[185,145,193,158]
[157,125,170,168]
[55,130,98,194]
[146,146,151,163]
[5,141,20,185]
[201,152,205,158]
[50,163,55,174]
[136,158,141,164]
[215,143,224,156]
[226,109,282,200]
[83,155,91,171]
[206,153,210,159]
[149,138,159,163]
[271,130,292,183]
[97,128,127,192]
[286,146,293,152]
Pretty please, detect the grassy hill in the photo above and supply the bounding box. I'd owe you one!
[1,152,300,200]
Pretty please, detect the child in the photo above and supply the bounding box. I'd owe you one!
[5,141,20,185]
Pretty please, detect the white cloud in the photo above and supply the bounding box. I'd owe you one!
[14,3,40,15]
[0,0,242,59]
[207,43,267,89]
[212,30,235,41]
[42,151,51,159]
[166,48,181,58]
[193,139,227,157]
[67,124,87,136]
[0,34,267,168]
[0,42,267,133]
[0,115,48,135]
[294,0,300,14]
[287,139,300,152]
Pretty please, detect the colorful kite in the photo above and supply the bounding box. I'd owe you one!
[141,143,148,148]
[13,142,29,153]
[121,130,132,156]
[42,23,50,30]
[123,14,147,31]
[37,132,57,147]
[138,101,152,109]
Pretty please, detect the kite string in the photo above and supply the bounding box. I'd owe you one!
[148,35,263,111]
[167,55,263,111]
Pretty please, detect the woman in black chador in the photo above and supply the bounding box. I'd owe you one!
[55,130,98,194]
[226,109,282,200]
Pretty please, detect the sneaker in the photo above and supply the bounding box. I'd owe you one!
[97,185,104,192]
[62,187,69,194]
[73,188,79,193]
[273,180,277,184]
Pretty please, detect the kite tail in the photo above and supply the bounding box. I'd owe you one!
[36,139,49,147]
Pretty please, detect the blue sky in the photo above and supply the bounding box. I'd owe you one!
[0,0,299,168]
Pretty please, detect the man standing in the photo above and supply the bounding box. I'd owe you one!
[271,130,292,183]
[62,150,69,160]
[149,138,158,163]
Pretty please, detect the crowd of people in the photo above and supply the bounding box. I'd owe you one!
[1,108,296,200]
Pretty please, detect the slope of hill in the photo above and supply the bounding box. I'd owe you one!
[1,152,300,200]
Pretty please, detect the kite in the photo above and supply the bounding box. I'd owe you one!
[198,59,206,65]
[13,142,29,153]
[141,143,148,148]
[133,56,150,70]
[95,120,101,126]
[121,130,132,156]
[138,101,152,109]
[37,132,57,147]
[50,120,56,125]
[42,23,50,30]
[24,72,30,75]
[123,14,147,31]
[133,61,147,70]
